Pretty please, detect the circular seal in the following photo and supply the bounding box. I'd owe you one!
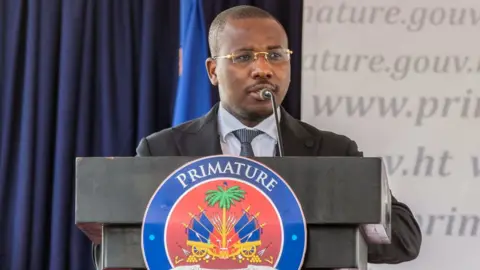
[142,155,307,270]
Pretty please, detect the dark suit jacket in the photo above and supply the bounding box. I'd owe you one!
[136,103,422,265]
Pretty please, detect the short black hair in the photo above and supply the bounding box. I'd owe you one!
[208,5,282,56]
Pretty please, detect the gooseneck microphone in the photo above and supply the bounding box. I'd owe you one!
[259,88,284,157]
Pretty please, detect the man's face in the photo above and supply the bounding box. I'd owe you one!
[206,18,291,124]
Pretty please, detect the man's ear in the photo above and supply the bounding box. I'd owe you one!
[205,58,218,86]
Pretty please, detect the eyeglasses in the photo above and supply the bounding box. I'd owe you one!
[212,48,293,64]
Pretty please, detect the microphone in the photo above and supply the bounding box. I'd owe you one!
[259,89,284,157]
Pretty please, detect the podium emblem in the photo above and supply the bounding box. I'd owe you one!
[142,156,306,270]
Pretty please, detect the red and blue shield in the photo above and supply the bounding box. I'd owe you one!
[142,155,307,269]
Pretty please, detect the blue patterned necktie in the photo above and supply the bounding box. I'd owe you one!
[232,128,264,157]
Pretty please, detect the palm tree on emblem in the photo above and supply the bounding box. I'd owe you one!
[205,182,245,255]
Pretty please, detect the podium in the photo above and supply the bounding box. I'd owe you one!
[75,156,391,270]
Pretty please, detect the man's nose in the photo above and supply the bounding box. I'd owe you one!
[251,58,273,79]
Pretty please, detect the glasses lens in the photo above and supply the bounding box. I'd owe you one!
[231,49,290,63]
[232,52,254,63]
[267,49,290,62]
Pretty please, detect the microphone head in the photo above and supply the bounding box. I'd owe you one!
[260,88,273,100]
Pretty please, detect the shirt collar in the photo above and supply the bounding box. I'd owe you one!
[217,102,280,142]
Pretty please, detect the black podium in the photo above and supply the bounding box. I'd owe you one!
[75,156,391,270]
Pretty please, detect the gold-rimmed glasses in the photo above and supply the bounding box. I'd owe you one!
[212,48,293,64]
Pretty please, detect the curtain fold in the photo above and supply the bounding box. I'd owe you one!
[0,0,179,269]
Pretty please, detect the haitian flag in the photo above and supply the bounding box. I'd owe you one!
[173,0,211,126]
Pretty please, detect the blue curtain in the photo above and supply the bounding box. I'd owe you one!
[0,0,179,269]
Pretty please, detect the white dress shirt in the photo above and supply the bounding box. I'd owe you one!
[217,103,280,157]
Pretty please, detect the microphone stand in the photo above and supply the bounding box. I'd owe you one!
[260,89,284,157]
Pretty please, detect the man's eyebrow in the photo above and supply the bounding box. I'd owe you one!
[233,45,284,52]
[233,47,254,52]
[267,45,283,50]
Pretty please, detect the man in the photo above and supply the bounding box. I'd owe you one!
[136,4,421,268]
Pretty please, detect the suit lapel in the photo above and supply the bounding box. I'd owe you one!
[172,104,223,156]
[279,107,319,156]
[172,104,320,157]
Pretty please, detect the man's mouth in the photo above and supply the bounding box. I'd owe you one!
[248,89,276,101]
[247,83,277,94]
[245,83,278,102]
[248,91,267,100]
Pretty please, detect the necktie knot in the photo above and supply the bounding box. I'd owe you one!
[232,129,264,144]
[231,129,264,157]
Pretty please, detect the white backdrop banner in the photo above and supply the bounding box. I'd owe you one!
[301,0,480,269]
